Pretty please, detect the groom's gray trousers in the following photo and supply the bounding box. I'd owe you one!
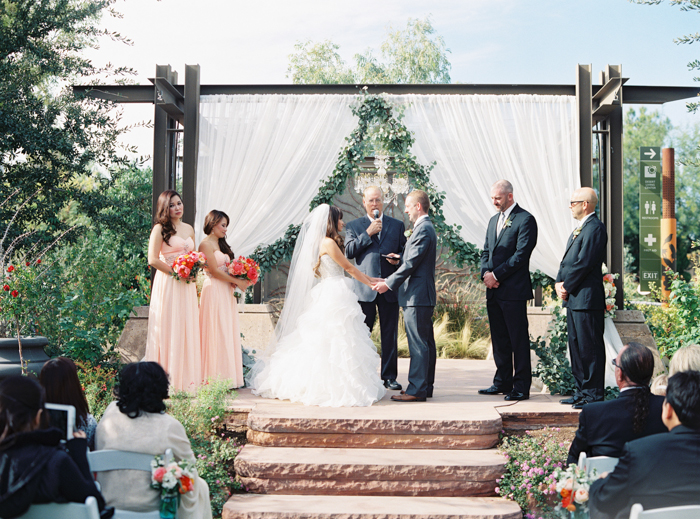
[403,306,436,399]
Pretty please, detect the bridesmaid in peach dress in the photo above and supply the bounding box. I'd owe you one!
[145,190,202,392]
[198,210,253,387]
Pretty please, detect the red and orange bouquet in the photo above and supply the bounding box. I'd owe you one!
[171,251,206,283]
[227,256,260,285]
[551,463,593,518]
[151,455,195,516]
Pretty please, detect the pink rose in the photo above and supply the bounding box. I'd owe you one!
[604,274,614,283]
[153,467,167,483]
[574,488,589,503]
[232,263,245,276]
[182,267,191,278]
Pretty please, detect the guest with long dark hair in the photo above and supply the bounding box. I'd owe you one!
[144,190,202,392]
[40,357,97,450]
[95,362,212,519]
[198,210,253,387]
[567,342,666,464]
[0,376,107,517]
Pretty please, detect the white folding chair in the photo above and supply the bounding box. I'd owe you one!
[18,495,100,519]
[578,451,619,476]
[87,449,173,519]
[629,503,700,518]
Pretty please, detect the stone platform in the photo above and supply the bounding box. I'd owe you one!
[224,359,580,519]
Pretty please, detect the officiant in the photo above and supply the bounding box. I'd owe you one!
[346,186,407,390]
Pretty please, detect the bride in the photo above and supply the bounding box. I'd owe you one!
[251,204,387,407]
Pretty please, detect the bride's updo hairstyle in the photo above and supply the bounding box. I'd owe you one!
[155,190,183,246]
[203,210,235,261]
[313,205,344,277]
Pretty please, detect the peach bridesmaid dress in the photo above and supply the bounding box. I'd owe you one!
[199,250,244,387]
[145,236,202,392]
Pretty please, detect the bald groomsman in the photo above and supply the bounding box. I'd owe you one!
[479,180,538,401]
[556,187,608,409]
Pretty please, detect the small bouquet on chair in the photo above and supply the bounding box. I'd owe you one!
[227,256,261,287]
[151,455,195,519]
[171,251,206,283]
[550,463,594,518]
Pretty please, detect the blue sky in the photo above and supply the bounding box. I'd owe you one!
[88,0,700,159]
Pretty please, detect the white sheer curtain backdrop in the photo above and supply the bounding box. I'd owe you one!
[195,94,358,256]
[396,94,580,278]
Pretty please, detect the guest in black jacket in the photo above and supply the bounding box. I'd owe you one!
[567,342,666,464]
[590,370,700,518]
[0,375,107,519]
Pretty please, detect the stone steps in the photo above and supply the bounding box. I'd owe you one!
[223,494,522,519]
[245,401,501,450]
[235,445,506,497]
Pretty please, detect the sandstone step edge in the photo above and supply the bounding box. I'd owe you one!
[247,430,500,450]
[235,445,506,482]
[223,494,522,519]
[238,477,497,497]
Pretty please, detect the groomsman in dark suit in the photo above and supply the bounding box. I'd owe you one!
[478,180,538,401]
[556,187,608,408]
[345,186,407,390]
[590,370,700,518]
[373,190,437,402]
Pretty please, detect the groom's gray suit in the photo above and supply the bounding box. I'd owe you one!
[385,216,437,399]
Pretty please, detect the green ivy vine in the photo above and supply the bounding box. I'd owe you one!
[250,93,483,278]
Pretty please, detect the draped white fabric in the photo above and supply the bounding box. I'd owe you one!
[195,94,580,278]
[195,94,358,256]
[395,94,580,278]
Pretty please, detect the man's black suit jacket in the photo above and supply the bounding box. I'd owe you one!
[480,204,537,301]
[590,425,700,519]
[566,389,666,464]
[556,214,607,310]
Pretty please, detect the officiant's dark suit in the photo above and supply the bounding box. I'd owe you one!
[589,371,700,519]
[566,390,666,465]
[383,191,437,401]
[346,211,406,384]
[556,188,608,405]
[480,192,538,399]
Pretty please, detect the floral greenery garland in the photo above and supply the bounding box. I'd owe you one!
[250,93,480,277]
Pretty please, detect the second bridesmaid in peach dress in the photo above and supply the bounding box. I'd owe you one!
[145,190,202,392]
[198,210,253,388]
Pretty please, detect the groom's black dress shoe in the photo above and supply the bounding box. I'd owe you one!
[572,399,592,410]
[383,379,402,390]
[504,391,529,401]
[391,393,426,402]
[560,395,583,405]
[478,385,510,395]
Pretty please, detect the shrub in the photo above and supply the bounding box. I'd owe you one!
[497,428,574,518]
[76,361,119,421]
[531,305,577,396]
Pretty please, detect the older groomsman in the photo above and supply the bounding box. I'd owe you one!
[556,187,608,409]
[346,186,407,390]
[478,180,538,401]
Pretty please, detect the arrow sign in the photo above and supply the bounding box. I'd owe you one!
[644,149,657,159]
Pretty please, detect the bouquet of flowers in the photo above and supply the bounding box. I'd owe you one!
[151,455,196,518]
[550,463,595,518]
[602,263,619,319]
[171,251,206,283]
[227,256,260,285]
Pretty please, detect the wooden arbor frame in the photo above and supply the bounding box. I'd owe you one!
[74,64,700,308]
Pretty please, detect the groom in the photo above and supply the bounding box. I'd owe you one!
[373,190,437,402]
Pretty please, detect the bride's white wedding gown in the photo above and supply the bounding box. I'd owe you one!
[252,254,387,407]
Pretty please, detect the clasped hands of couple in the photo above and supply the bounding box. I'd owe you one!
[369,253,400,294]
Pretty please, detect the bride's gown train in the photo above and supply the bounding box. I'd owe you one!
[253,254,386,407]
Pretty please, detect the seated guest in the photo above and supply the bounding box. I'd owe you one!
[567,342,665,465]
[95,362,212,519]
[41,357,98,450]
[650,373,668,396]
[669,344,700,375]
[590,370,700,518]
[0,375,108,518]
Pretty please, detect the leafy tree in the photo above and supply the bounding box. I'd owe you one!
[0,0,134,253]
[287,16,451,84]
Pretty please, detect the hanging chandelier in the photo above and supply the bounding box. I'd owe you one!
[354,154,410,206]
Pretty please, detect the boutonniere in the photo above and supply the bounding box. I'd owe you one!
[503,217,512,229]
[404,229,413,238]
[573,227,582,239]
